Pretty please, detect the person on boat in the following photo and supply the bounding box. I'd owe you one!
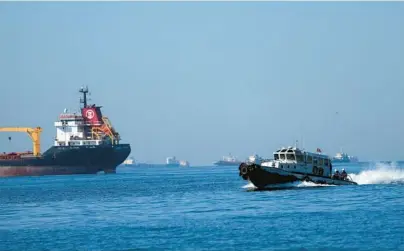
[341,169,348,180]
[333,169,340,179]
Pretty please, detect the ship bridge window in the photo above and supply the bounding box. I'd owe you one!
[280,154,286,160]
[318,158,324,165]
[286,154,295,161]
[274,154,279,160]
[313,158,318,165]
[306,155,313,163]
[296,154,304,162]
[324,159,329,166]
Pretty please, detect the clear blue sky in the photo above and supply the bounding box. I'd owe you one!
[0,2,403,164]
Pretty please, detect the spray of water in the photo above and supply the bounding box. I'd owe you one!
[349,162,404,185]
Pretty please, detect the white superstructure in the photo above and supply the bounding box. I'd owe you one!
[166,156,180,165]
[53,87,120,147]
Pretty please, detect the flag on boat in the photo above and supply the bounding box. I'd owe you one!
[316,148,322,153]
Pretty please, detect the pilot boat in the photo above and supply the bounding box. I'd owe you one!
[239,146,357,189]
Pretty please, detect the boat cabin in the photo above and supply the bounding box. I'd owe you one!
[267,147,332,177]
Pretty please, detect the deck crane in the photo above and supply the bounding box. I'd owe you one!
[0,127,42,156]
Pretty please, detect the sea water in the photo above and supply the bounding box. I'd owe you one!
[1,162,404,251]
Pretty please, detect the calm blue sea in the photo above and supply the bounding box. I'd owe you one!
[1,162,404,251]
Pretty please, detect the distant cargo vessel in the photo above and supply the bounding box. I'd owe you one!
[213,154,242,166]
[166,156,190,167]
[122,157,153,167]
[332,151,358,164]
[0,87,131,177]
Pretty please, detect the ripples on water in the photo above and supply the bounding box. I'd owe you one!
[1,162,404,251]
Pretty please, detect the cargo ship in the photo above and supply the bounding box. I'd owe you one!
[213,154,242,166]
[166,156,190,167]
[0,87,131,177]
[332,151,359,164]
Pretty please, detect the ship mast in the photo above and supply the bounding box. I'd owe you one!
[79,86,89,108]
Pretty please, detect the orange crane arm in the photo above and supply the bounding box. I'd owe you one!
[0,127,42,156]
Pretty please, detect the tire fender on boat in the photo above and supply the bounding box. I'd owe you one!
[240,166,248,175]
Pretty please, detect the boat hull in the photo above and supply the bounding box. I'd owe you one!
[239,163,357,189]
[0,144,131,177]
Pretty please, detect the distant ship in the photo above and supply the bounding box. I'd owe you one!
[246,154,267,165]
[123,157,134,166]
[332,151,358,164]
[213,154,242,166]
[166,156,190,167]
[122,156,153,167]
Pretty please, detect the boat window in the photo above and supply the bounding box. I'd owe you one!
[296,154,304,162]
[274,154,279,160]
[280,154,286,160]
[318,158,324,165]
[324,159,329,166]
[286,154,295,161]
[313,158,318,165]
[306,155,312,163]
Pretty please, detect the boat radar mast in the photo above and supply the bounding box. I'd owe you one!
[79,86,89,108]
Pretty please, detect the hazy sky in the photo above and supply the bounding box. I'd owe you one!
[1,2,403,164]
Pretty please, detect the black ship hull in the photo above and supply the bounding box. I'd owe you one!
[0,144,131,177]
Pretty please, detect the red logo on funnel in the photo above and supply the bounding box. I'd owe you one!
[86,109,95,119]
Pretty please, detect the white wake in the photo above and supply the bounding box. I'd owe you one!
[242,180,334,190]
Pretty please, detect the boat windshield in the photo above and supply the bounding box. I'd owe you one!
[280,154,286,160]
[274,154,279,160]
[286,153,295,161]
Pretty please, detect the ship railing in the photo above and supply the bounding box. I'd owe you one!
[91,127,116,144]
[55,140,101,146]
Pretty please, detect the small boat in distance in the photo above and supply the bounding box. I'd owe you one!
[239,146,357,189]
[122,157,153,167]
[213,154,242,166]
[123,156,134,166]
